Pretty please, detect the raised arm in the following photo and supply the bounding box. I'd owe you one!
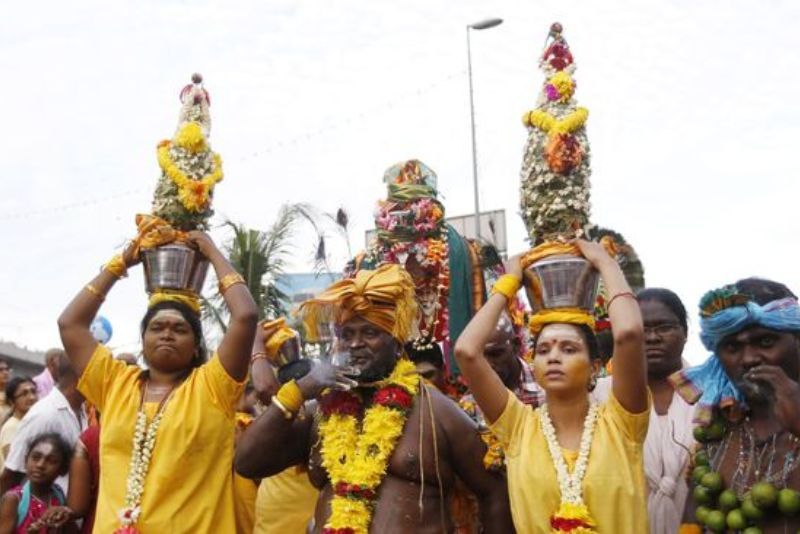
[454,257,523,424]
[185,231,258,382]
[58,246,138,376]
[250,321,282,405]
[576,240,647,413]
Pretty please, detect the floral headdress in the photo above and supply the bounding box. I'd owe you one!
[299,264,419,343]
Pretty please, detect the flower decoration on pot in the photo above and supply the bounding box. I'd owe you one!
[520,23,592,245]
[133,74,226,297]
[151,73,223,231]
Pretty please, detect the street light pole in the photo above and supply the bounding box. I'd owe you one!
[466,17,503,241]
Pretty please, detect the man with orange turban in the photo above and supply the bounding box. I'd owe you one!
[235,264,512,534]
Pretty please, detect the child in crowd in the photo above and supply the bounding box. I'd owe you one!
[0,432,74,533]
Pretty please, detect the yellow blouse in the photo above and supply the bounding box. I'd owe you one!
[234,413,258,534]
[78,344,245,533]
[490,390,650,534]
[254,467,318,534]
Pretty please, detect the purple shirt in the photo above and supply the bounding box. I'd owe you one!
[33,368,54,399]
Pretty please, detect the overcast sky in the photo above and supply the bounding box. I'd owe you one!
[1,0,798,363]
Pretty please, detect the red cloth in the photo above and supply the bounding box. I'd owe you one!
[8,483,65,534]
[79,425,100,534]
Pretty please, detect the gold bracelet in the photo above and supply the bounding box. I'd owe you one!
[104,254,128,279]
[218,272,245,294]
[271,397,294,420]
[84,284,105,301]
[250,352,270,364]
[491,274,522,301]
[276,380,304,413]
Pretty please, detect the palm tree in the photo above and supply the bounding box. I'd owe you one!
[203,204,303,332]
[202,203,351,334]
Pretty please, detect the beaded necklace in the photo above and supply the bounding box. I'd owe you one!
[722,421,800,496]
[690,418,800,532]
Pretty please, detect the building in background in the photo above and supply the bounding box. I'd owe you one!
[276,272,341,310]
[0,341,45,377]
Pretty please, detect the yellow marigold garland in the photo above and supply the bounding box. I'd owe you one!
[523,107,589,137]
[319,358,420,534]
[326,498,372,532]
[548,72,575,103]
[156,141,223,213]
[479,429,505,471]
[174,121,207,153]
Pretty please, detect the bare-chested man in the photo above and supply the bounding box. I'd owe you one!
[675,278,800,533]
[235,264,512,533]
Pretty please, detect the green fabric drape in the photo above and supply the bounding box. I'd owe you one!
[445,224,474,376]
[387,183,437,202]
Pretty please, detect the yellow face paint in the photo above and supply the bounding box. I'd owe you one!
[533,323,592,394]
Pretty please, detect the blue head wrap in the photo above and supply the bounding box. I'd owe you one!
[699,297,800,352]
[669,285,800,425]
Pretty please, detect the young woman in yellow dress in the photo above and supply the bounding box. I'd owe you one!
[455,240,649,534]
[57,232,257,533]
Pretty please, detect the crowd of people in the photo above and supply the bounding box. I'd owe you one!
[0,229,798,533]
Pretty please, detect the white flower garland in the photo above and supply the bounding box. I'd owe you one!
[539,401,598,504]
[116,387,172,532]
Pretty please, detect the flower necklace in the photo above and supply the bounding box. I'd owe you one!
[540,401,599,533]
[115,381,176,534]
[318,358,420,534]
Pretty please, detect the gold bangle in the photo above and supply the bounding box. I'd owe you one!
[84,284,105,301]
[250,353,270,364]
[276,380,304,413]
[271,397,294,420]
[491,274,522,301]
[218,272,245,294]
[104,254,128,279]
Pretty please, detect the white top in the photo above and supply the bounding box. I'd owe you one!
[0,415,21,460]
[4,387,87,491]
[592,376,695,534]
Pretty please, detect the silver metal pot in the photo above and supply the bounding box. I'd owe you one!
[141,244,209,294]
[524,254,599,312]
[271,331,302,367]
